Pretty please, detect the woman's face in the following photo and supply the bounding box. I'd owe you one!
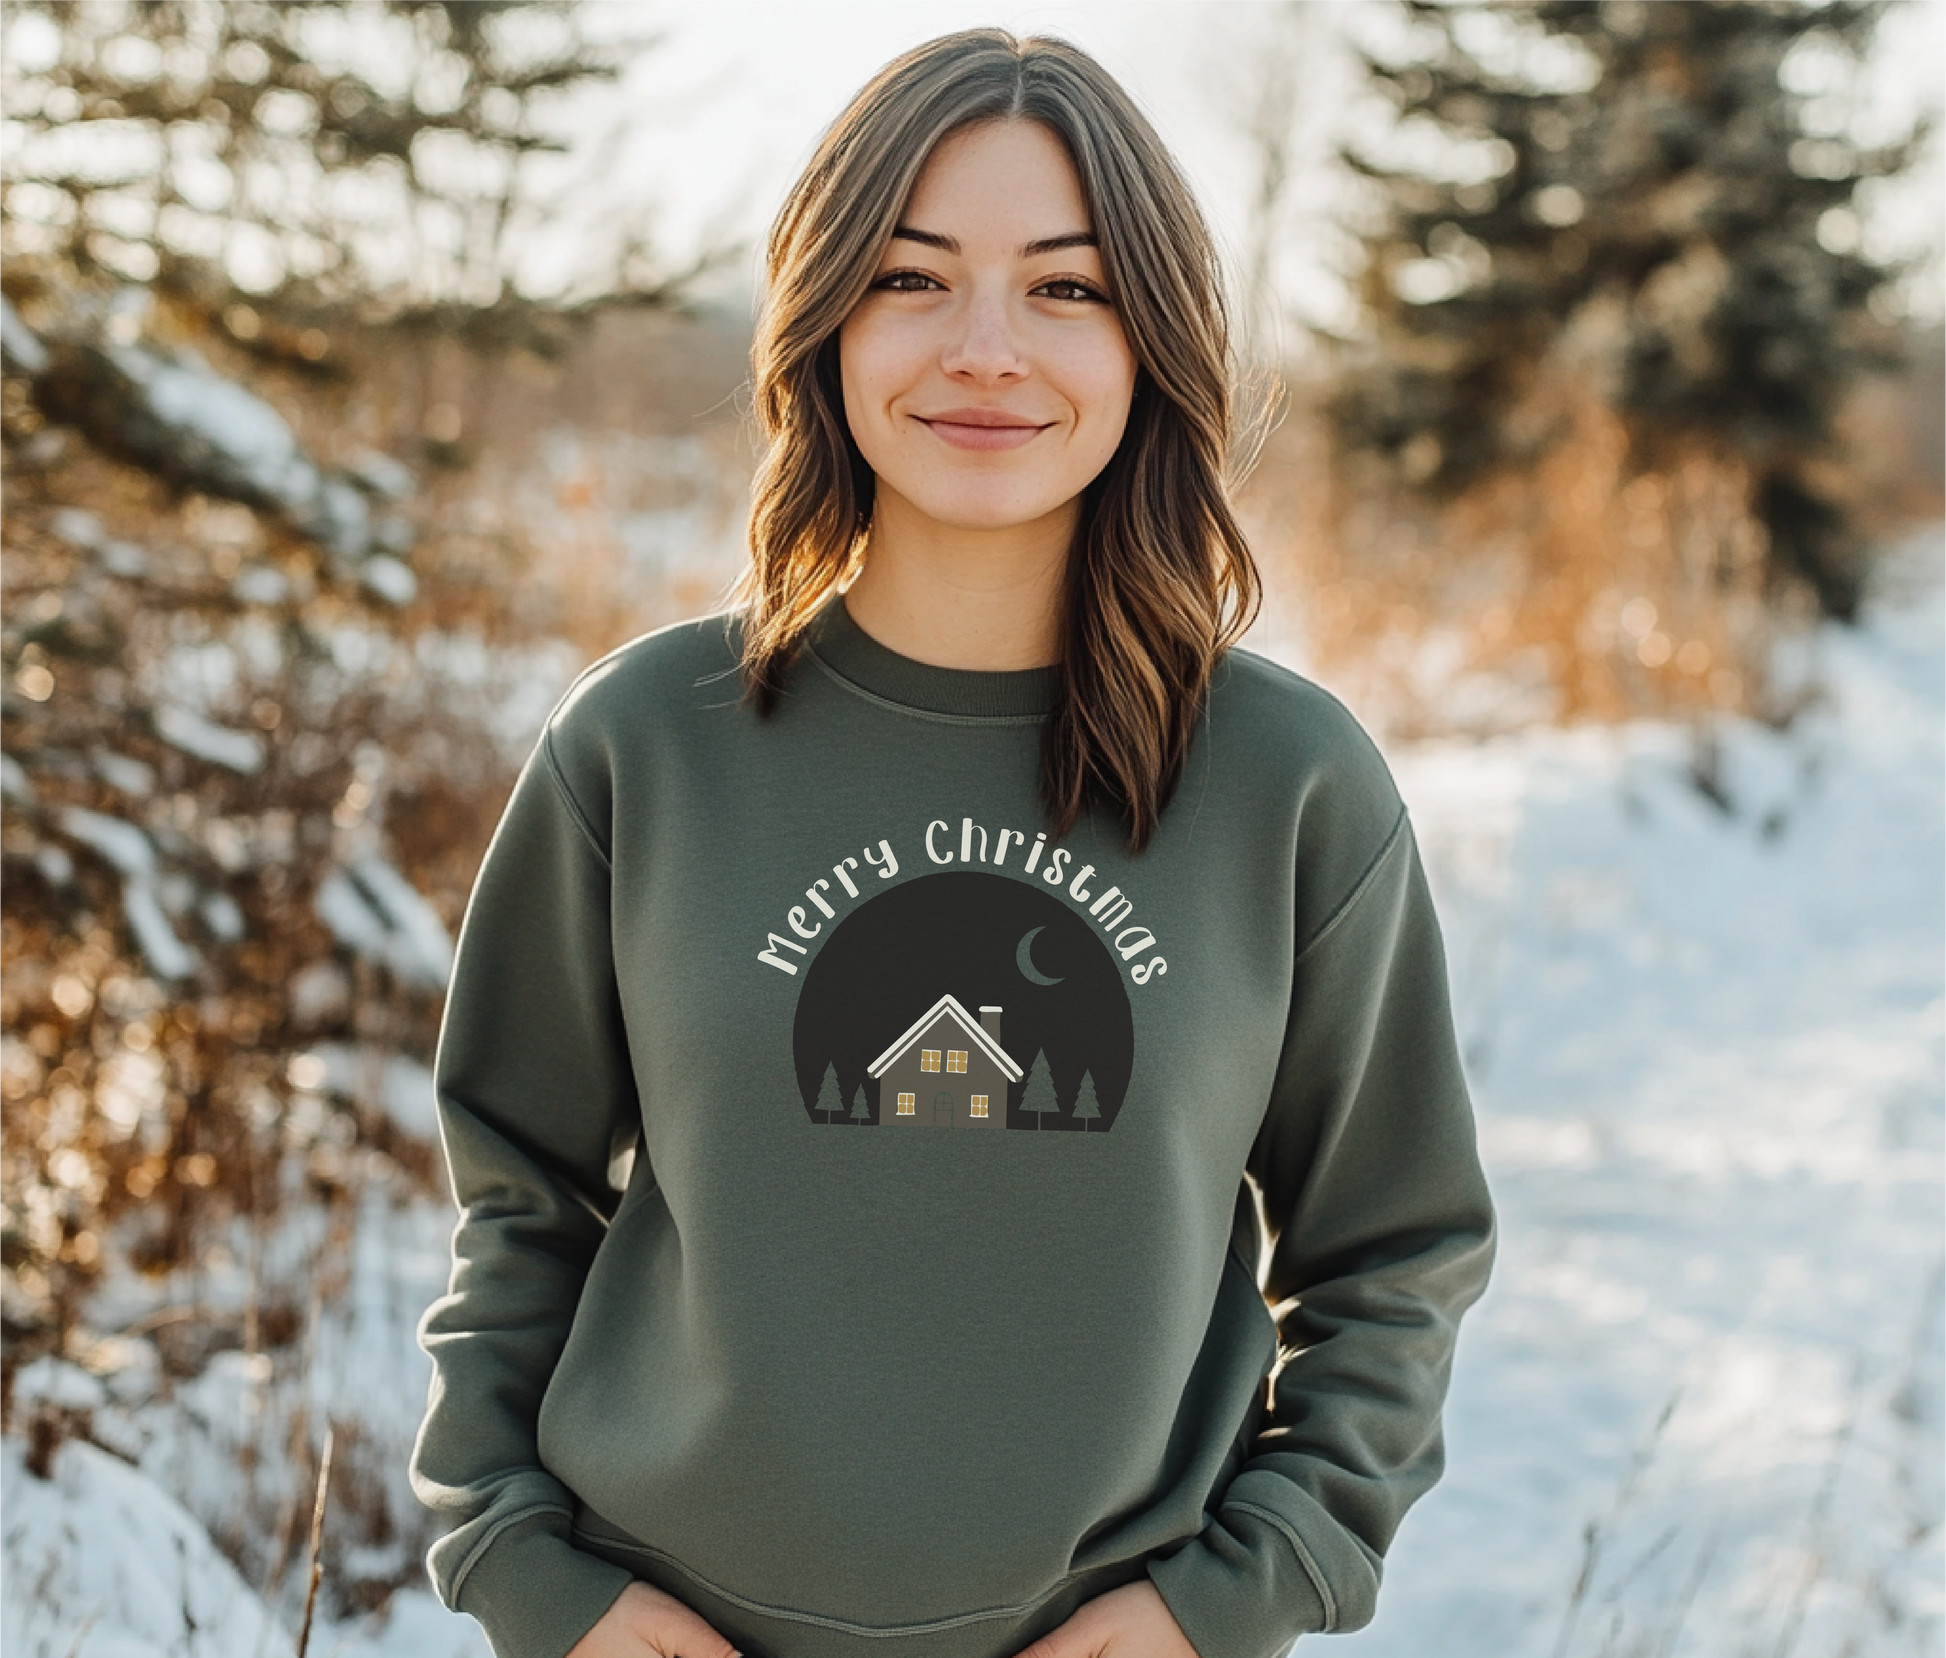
[838,119,1139,544]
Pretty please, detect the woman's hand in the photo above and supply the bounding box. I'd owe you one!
[1011,1581,1199,1658]
[565,1582,741,1658]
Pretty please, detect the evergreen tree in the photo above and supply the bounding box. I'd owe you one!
[850,1084,872,1123]
[0,0,709,345]
[1071,1070,1103,1130]
[815,1063,845,1124]
[1018,1051,1061,1130]
[1333,0,1922,617]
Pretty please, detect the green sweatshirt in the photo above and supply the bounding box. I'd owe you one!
[410,598,1494,1658]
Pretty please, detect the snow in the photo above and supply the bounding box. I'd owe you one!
[302,1042,442,1142]
[313,475,374,564]
[1,751,37,804]
[201,890,247,943]
[324,1588,492,1658]
[121,880,198,981]
[92,751,158,797]
[57,806,157,879]
[64,336,412,577]
[116,342,326,517]
[342,858,453,988]
[0,1437,294,1658]
[1,293,48,376]
[371,513,416,559]
[1338,533,1945,1658]
[287,960,353,1027]
[154,704,267,774]
[347,452,416,501]
[231,563,294,607]
[313,857,454,991]
[2,533,1937,1658]
[358,553,418,608]
[52,811,201,977]
[99,538,151,580]
[12,1356,109,1413]
[49,506,104,549]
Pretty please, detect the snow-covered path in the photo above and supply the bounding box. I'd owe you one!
[1353,538,1945,1658]
[4,540,1939,1658]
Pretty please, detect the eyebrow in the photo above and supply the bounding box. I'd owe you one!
[889,226,1099,258]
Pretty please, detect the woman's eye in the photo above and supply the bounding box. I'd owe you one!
[872,270,940,293]
[1035,278,1109,304]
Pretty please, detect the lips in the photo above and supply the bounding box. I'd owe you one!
[918,407,1051,452]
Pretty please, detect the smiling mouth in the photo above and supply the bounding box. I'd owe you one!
[918,410,1050,452]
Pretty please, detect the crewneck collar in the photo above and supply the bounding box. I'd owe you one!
[802,594,1059,721]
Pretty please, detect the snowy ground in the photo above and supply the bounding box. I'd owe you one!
[4,533,1940,1658]
[1362,532,1945,1658]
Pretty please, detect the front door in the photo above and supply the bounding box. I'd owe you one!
[932,1090,955,1128]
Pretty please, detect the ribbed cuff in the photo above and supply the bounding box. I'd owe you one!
[452,1509,636,1658]
[1146,1503,1332,1658]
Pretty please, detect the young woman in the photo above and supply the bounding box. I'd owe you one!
[412,31,1494,1658]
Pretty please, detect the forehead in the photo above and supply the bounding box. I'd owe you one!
[901,119,1093,239]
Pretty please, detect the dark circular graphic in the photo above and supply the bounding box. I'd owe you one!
[793,872,1134,1132]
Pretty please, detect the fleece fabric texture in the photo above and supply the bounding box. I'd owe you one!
[410,599,1496,1658]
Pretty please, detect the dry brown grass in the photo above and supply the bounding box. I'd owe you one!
[1239,358,1939,738]
[1,284,768,1623]
[319,300,758,666]
[0,289,757,1326]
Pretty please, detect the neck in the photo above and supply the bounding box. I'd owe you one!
[842,491,1074,671]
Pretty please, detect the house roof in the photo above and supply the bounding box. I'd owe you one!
[866,993,1023,1082]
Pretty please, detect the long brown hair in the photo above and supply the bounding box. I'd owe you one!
[738,28,1260,853]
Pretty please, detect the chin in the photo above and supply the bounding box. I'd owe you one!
[909,492,1070,535]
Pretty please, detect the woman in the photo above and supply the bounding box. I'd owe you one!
[412,30,1494,1658]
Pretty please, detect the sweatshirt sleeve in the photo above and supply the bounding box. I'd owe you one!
[408,731,640,1658]
[1147,806,1496,1658]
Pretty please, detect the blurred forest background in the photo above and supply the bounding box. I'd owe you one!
[0,1,1940,1653]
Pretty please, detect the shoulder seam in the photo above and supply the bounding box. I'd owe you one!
[1222,1498,1340,1633]
[540,730,613,873]
[1292,804,1409,967]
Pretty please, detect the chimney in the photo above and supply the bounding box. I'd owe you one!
[978,1005,1002,1044]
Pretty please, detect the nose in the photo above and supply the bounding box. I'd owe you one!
[939,290,1026,382]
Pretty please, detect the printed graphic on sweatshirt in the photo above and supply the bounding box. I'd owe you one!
[792,871,1134,1132]
[757,821,1167,988]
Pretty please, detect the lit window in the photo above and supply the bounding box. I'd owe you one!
[921,1050,941,1072]
[946,1050,968,1073]
[897,1092,915,1115]
[970,1095,988,1118]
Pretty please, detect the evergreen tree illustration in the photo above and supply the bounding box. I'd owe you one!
[815,1063,845,1123]
[1019,1050,1060,1130]
[850,1084,872,1123]
[1071,1069,1102,1130]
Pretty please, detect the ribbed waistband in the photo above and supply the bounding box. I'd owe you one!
[570,1504,1149,1658]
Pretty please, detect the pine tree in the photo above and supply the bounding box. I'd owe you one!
[850,1084,872,1123]
[1332,0,1921,617]
[815,1063,845,1124]
[0,0,710,346]
[1018,1051,1061,1130]
[1071,1070,1103,1130]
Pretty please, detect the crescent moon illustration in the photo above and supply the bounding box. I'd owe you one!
[1016,926,1064,986]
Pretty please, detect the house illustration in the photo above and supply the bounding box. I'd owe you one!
[867,995,1023,1128]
